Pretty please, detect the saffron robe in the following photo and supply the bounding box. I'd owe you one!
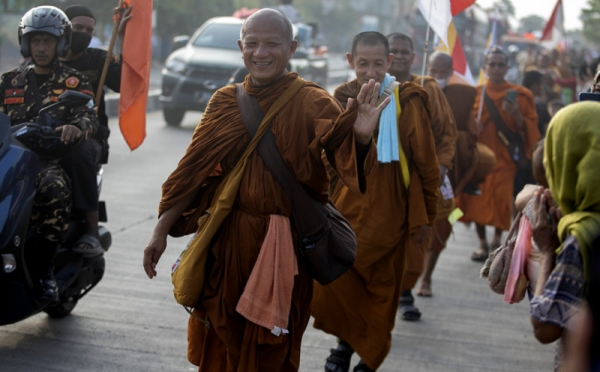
[159,73,377,372]
[312,80,439,370]
[402,75,458,290]
[459,81,540,231]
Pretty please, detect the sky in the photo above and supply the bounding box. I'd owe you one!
[475,0,588,30]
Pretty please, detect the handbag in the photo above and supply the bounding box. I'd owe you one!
[484,94,529,170]
[481,212,522,294]
[236,83,357,285]
[171,78,305,307]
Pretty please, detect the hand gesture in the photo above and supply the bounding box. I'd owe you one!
[502,99,522,121]
[349,79,390,145]
[531,187,561,255]
[143,231,168,279]
[55,124,82,144]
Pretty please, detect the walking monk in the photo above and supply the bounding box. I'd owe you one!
[417,52,496,297]
[386,33,457,321]
[311,32,439,372]
[461,46,540,261]
[142,10,388,372]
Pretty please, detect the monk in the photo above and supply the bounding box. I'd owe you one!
[460,46,540,262]
[417,51,496,297]
[311,32,439,372]
[142,10,388,372]
[386,33,457,321]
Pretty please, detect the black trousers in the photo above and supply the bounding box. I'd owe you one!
[60,138,103,212]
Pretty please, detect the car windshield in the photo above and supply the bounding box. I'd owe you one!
[192,23,241,50]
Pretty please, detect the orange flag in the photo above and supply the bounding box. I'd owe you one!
[119,0,152,150]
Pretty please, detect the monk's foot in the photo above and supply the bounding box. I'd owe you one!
[353,360,375,372]
[416,280,432,297]
[471,245,489,262]
[325,340,353,372]
[399,290,421,321]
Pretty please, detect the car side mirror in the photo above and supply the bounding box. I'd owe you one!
[172,35,190,51]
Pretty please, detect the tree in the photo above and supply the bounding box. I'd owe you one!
[491,0,515,17]
[582,0,600,45]
[518,15,545,33]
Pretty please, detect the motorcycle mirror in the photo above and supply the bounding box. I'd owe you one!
[37,91,93,118]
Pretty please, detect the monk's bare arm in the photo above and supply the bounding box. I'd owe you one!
[143,190,198,279]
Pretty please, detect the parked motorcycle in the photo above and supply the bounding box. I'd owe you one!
[0,91,111,324]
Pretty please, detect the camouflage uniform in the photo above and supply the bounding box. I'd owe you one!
[0,59,98,245]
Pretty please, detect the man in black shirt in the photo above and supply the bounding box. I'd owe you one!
[60,5,130,255]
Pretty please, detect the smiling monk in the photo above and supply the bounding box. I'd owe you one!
[142,9,389,372]
[311,32,439,372]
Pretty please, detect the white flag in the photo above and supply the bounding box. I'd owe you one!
[416,0,452,48]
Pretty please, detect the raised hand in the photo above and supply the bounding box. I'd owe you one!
[348,79,391,145]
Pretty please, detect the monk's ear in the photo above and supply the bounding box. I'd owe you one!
[238,39,243,53]
[288,40,298,58]
[386,53,394,70]
[346,52,355,69]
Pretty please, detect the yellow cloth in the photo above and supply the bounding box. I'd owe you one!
[544,101,600,280]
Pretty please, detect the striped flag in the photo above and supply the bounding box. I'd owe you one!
[437,22,475,86]
[540,0,564,50]
[417,0,475,49]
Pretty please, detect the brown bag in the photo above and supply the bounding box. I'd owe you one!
[480,212,522,294]
[171,78,306,307]
[236,84,357,285]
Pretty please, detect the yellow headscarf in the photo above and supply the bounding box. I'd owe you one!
[544,101,600,281]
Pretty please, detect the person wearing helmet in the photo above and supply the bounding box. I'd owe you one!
[59,4,131,257]
[0,6,99,301]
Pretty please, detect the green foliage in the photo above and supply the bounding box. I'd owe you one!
[582,0,600,45]
[518,15,545,33]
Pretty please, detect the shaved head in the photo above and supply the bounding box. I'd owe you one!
[429,52,453,69]
[241,8,293,45]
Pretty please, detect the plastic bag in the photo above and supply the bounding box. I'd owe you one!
[504,216,532,304]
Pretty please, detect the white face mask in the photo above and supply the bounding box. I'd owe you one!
[435,77,451,89]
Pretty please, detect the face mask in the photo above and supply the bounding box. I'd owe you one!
[435,77,450,89]
[70,32,92,54]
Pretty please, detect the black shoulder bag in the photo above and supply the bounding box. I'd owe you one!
[236,84,357,285]
[484,94,529,169]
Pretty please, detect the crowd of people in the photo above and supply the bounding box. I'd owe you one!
[1,2,598,372]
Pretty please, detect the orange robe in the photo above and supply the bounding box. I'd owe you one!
[402,75,457,290]
[159,73,377,372]
[458,81,540,231]
[311,80,439,370]
[443,84,480,195]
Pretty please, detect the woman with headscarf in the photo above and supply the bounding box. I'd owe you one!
[529,101,600,371]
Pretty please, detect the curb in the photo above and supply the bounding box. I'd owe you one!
[105,88,162,118]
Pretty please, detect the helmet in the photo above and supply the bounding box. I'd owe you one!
[19,6,72,59]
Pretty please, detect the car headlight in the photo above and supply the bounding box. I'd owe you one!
[166,59,187,74]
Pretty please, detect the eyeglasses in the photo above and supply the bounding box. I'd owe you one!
[487,62,507,68]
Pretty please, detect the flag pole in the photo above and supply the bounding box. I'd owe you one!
[95,0,124,107]
[420,0,434,86]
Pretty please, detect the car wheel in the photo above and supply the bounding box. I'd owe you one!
[44,297,78,318]
[163,108,185,126]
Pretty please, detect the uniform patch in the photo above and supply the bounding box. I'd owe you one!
[4,97,24,104]
[53,89,64,95]
[11,77,19,87]
[51,96,60,102]
[5,89,24,96]
[65,76,80,88]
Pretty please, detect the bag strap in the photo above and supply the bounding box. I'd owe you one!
[483,93,522,150]
[376,80,399,107]
[236,77,309,197]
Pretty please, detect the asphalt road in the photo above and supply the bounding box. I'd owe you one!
[0,111,555,372]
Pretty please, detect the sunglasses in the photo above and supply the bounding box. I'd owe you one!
[487,62,507,68]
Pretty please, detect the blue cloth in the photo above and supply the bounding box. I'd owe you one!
[377,74,399,163]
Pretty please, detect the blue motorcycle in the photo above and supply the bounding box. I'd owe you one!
[0,91,111,324]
